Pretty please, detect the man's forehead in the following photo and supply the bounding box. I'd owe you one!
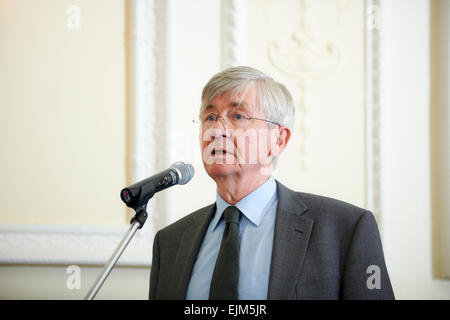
[205,87,258,111]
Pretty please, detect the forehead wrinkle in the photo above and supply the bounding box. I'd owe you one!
[201,82,260,114]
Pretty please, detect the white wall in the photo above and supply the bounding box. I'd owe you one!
[0,0,127,226]
[0,265,149,300]
[381,0,450,299]
[0,0,137,299]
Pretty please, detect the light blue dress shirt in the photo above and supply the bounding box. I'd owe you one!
[186,176,278,300]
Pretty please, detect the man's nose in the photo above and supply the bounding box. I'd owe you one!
[204,118,230,141]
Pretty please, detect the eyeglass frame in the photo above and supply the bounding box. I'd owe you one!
[192,112,280,129]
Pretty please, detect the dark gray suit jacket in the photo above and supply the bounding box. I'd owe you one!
[149,181,395,299]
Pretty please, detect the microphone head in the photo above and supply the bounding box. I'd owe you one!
[171,161,195,185]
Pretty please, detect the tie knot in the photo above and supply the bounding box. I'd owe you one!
[223,206,241,225]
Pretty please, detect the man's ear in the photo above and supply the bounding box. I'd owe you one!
[270,126,291,158]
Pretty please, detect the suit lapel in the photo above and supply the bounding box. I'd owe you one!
[267,181,314,299]
[172,204,216,299]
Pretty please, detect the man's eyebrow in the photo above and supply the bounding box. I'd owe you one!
[203,100,248,111]
[204,101,247,110]
[229,101,248,109]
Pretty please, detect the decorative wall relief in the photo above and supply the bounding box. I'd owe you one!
[263,0,345,171]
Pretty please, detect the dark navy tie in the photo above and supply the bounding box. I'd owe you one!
[209,206,241,300]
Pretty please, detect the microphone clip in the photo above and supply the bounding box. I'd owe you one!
[130,205,148,229]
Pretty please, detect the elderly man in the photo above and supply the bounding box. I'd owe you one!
[149,66,394,300]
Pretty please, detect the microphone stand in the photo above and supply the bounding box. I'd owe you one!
[84,162,193,299]
[85,206,148,300]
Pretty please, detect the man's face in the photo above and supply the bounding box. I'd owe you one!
[199,85,279,180]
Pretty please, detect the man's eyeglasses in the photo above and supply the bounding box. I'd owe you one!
[193,112,280,129]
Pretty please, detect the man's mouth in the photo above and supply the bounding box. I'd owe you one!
[211,149,231,156]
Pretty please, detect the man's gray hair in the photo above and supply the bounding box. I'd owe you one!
[200,66,295,130]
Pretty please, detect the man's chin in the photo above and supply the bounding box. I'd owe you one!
[204,162,238,178]
[204,160,275,179]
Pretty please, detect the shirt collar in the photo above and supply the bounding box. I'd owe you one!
[212,176,277,231]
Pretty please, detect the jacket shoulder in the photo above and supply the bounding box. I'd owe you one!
[276,180,370,222]
[297,191,370,219]
[156,203,215,237]
[291,190,379,246]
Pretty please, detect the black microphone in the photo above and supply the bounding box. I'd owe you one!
[120,161,194,209]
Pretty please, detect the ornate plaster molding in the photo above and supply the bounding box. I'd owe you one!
[365,0,384,233]
[0,0,172,266]
[221,0,246,68]
[0,224,151,266]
